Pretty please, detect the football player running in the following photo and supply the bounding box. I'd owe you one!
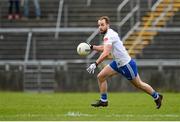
[87,16,163,109]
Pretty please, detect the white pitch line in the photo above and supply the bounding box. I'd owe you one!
[64,112,179,118]
[65,111,95,117]
[0,113,179,119]
[106,114,180,118]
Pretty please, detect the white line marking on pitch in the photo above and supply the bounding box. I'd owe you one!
[65,112,94,117]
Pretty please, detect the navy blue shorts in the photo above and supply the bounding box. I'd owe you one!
[109,59,138,80]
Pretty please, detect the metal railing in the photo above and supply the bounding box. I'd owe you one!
[151,0,164,11]
[24,32,32,64]
[86,29,99,43]
[55,0,64,39]
[1,59,180,68]
[0,27,96,33]
[117,0,140,37]
[86,0,92,7]
[117,0,130,23]
[152,0,174,26]
[122,22,140,42]
[117,5,139,28]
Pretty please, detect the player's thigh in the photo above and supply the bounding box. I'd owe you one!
[98,64,117,79]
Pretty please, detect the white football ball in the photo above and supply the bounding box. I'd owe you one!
[77,42,91,56]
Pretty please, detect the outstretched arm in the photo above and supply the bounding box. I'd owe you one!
[87,44,112,74]
[92,45,104,52]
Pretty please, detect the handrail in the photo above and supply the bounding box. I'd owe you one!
[0,27,97,33]
[128,0,164,54]
[24,32,32,63]
[118,5,139,27]
[1,59,180,67]
[24,31,32,87]
[117,0,130,12]
[152,1,173,26]
[117,0,130,22]
[116,0,130,34]
[151,0,164,11]
[86,29,99,43]
[86,0,92,7]
[0,60,95,65]
[116,0,140,36]
[55,0,64,39]
[85,29,99,59]
[122,22,140,42]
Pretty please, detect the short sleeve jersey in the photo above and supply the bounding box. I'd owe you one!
[103,28,131,66]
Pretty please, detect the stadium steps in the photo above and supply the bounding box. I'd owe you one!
[124,0,180,58]
[136,1,180,59]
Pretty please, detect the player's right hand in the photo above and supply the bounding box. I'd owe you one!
[86,63,97,74]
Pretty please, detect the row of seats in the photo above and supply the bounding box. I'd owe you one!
[1,0,179,61]
[0,0,150,28]
[137,12,180,59]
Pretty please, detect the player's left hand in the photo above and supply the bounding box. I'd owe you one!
[87,63,97,74]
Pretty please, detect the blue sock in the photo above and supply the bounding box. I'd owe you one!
[101,93,107,102]
[151,91,159,100]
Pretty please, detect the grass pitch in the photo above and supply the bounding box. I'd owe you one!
[0,92,180,121]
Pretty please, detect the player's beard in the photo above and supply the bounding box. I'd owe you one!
[100,28,107,34]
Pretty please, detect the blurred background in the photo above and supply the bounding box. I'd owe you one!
[0,0,180,92]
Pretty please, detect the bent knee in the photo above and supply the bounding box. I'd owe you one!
[97,73,106,82]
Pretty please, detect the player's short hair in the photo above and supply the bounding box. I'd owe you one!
[98,16,110,24]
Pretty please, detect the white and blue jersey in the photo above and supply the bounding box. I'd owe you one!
[104,28,138,80]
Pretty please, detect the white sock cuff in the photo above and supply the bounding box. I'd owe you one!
[100,98,108,102]
[154,94,159,100]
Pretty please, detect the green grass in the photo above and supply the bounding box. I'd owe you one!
[0,92,180,121]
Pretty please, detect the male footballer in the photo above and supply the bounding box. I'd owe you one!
[87,16,163,109]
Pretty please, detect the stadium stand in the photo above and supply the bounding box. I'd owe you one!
[0,0,59,28]
[137,11,180,59]
[124,0,180,58]
[0,0,151,61]
[0,0,180,92]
